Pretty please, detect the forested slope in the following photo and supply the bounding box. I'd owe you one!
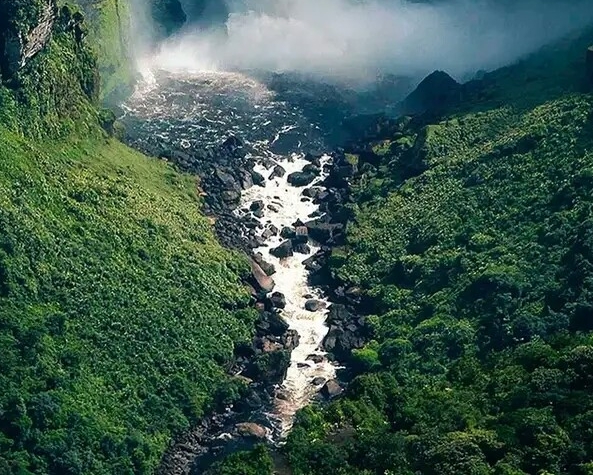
[285,26,593,475]
[0,2,255,473]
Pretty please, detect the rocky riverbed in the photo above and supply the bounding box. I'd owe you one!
[121,68,403,474]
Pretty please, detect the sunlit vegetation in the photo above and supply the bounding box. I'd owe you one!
[0,5,255,473]
[285,27,593,475]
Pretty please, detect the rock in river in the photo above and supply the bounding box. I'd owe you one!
[321,379,343,399]
[305,299,326,312]
[235,422,268,440]
[270,240,293,258]
[269,292,287,309]
[249,259,275,293]
[287,171,317,187]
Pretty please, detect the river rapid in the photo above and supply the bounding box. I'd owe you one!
[120,63,407,472]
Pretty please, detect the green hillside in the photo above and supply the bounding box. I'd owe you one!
[0,3,255,474]
[285,27,593,475]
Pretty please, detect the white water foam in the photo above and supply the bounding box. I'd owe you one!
[239,155,337,437]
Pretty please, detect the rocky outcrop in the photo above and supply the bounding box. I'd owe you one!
[235,422,268,440]
[1,0,58,78]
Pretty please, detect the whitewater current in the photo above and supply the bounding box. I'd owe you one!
[122,68,338,438]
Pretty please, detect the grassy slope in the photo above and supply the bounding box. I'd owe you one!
[0,5,255,474]
[76,0,134,103]
[285,27,593,475]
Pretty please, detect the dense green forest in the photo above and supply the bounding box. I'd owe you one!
[282,26,593,475]
[0,1,256,473]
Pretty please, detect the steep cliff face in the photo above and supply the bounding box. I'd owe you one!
[1,0,56,77]
[0,0,98,136]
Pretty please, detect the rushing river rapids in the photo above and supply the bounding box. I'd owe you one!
[122,68,352,445]
[121,66,410,472]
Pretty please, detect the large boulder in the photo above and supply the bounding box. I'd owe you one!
[215,167,240,191]
[306,220,344,244]
[269,292,287,309]
[235,422,268,439]
[305,299,326,312]
[249,259,275,293]
[288,171,317,187]
[321,379,343,399]
[269,165,286,180]
[270,240,293,258]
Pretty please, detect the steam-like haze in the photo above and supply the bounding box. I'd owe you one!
[145,0,593,82]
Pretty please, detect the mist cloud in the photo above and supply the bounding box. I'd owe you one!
[147,0,593,83]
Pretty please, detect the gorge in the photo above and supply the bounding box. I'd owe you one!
[2,1,593,475]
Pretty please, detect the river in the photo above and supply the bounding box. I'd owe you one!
[120,64,408,472]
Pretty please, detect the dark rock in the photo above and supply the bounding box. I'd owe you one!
[287,171,317,187]
[251,170,266,186]
[240,170,253,189]
[303,163,320,175]
[276,389,290,401]
[269,165,286,179]
[221,190,241,206]
[261,228,275,240]
[252,209,264,219]
[270,240,293,258]
[280,227,296,239]
[312,377,326,386]
[235,422,267,439]
[270,131,302,154]
[303,187,322,199]
[215,168,240,190]
[293,243,311,254]
[306,220,344,244]
[303,255,322,272]
[303,154,322,167]
[220,135,244,157]
[307,354,324,364]
[267,312,289,336]
[323,325,366,361]
[321,379,343,399]
[297,362,310,369]
[269,292,287,309]
[305,299,326,312]
[267,204,279,212]
[281,329,300,351]
[253,253,276,276]
[250,200,264,212]
[294,226,309,243]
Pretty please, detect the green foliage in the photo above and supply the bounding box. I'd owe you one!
[286,27,593,475]
[208,445,274,475]
[0,4,254,473]
[1,4,99,137]
[0,128,253,474]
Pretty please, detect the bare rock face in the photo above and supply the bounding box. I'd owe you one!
[2,0,58,77]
